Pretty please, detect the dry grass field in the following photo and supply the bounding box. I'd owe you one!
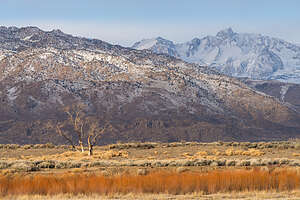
[1,141,300,199]
[1,168,300,195]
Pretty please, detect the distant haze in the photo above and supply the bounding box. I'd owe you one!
[1,0,300,46]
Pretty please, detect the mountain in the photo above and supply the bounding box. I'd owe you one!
[0,26,300,144]
[132,28,300,83]
[132,37,179,58]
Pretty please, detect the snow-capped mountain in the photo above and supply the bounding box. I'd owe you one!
[132,37,179,57]
[1,26,300,144]
[132,28,300,83]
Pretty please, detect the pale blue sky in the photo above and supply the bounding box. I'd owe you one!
[1,0,300,46]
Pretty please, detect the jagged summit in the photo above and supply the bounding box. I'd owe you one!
[156,36,168,41]
[216,27,236,39]
[49,29,66,36]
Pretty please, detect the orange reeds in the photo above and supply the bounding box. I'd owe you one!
[0,168,300,196]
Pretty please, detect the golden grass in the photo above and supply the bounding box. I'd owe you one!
[23,150,129,162]
[225,148,265,156]
[187,148,265,159]
[1,168,300,196]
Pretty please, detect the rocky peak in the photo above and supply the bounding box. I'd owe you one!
[50,29,66,36]
[216,27,236,39]
[131,36,178,57]
[155,36,170,41]
[155,37,175,46]
[190,38,201,46]
[20,26,42,33]
[132,37,174,49]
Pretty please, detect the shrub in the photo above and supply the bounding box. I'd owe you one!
[225,148,264,156]
[210,161,219,167]
[249,158,261,166]
[45,143,55,148]
[279,158,290,165]
[6,144,20,149]
[0,162,10,169]
[22,144,33,150]
[294,143,300,150]
[278,144,289,150]
[37,161,55,169]
[225,160,236,166]
[237,160,251,166]
[55,162,69,169]
[55,161,82,169]
[261,159,273,166]
[194,151,208,157]
[242,149,265,156]
[109,143,157,150]
[33,144,44,149]
[11,162,39,172]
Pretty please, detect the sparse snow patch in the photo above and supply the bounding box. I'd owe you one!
[7,87,19,102]
[280,85,290,101]
[0,54,5,61]
[22,35,33,41]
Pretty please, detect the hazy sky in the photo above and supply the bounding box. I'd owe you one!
[1,0,300,46]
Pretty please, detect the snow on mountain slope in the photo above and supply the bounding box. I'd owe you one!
[132,28,300,83]
[132,38,159,50]
[132,37,179,57]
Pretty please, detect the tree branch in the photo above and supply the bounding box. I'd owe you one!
[56,123,76,150]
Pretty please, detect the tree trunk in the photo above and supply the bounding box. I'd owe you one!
[88,136,93,156]
[71,145,77,151]
[88,144,93,156]
[79,140,84,152]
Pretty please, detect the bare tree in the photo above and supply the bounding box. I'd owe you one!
[64,104,86,152]
[53,103,113,155]
[87,122,112,156]
[50,103,87,152]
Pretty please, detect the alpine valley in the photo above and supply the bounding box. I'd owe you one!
[0,26,300,144]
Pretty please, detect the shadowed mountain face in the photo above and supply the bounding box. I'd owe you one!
[132,28,300,84]
[0,26,300,145]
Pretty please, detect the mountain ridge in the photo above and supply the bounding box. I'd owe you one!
[132,28,300,84]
